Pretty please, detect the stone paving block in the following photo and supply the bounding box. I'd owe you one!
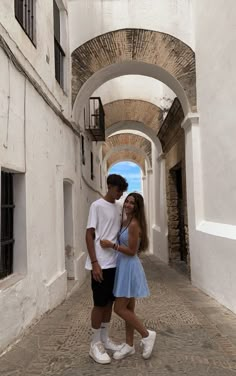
[0,359,22,376]
[1,345,36,369]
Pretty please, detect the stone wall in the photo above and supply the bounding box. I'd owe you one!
[158,99,190,274]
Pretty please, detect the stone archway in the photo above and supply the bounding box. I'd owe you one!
[104,100,163,133]
[103,133,152,171]
[71,28,198,265]
[72,28,196,118]
[106,120,162,155]
[102,99,162,170]
[107,152,146,173]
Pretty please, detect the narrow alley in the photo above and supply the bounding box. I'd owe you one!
[1,255,236,376]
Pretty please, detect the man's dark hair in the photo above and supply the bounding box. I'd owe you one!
[107,174,128,192]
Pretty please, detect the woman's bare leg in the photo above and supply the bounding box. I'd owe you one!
[126,298,135,346]
[125,298,135,346]
[114,297,149,338]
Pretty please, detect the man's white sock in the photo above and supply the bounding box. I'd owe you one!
[91,328,101,345]
[100,322,109,343]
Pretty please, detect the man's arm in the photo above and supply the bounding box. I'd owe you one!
[86,228,103,282]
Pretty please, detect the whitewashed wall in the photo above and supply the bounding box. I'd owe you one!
[0,0,102,352]
[68,0,194,52]
[0,45,86,351]
[188,0,236,312]
[0,0,71,117]
[0,46,101,351]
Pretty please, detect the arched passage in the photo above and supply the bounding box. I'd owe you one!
[71,28,198,266]
[72,29,196,120]
[103,134,152,172]
[104,100,163,133]
[106,150,146,173]
[102,120,162,254]
[106,120,162,155]
[108,161,143,198]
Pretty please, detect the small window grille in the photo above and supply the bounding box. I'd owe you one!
[14,0,35,43]
[91,152,94,180]
[1,172,15,279]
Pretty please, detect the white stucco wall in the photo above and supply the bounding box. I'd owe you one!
[0,45,95,352]
[0,0,71,116]
[193,0,236,225]
[0,51,25,172]
[0,3,97,353]
[187,0,236,313]
[68,0,194,52]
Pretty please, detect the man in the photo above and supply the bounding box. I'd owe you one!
[85,174,128,364]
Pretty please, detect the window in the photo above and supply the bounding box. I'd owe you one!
[1,172,15,279]
[53,0,65,88]
[81,135,85,165]
[90,152,94,180]
[14,0,35,43]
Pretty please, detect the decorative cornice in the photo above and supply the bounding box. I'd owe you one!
[181,113,199,132]
[157,153,166,162]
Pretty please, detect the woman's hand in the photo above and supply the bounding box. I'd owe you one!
[100,239,113,249]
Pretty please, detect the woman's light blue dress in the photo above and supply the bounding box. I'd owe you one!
[113,227,150,298]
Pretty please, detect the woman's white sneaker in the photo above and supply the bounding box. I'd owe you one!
[113,343,135,360]
[103,337,125,351]
[140,330,156,359]
[89,341,111,364]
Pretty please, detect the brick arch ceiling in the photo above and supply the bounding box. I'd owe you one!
[72,29,196,110]
[107,151,145,173]
[104,99,163,134]
[103,133,152,168]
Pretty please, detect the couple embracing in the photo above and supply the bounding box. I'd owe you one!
[85,174,156,364]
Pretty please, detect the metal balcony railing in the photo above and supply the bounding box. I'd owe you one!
[86,97,105,142]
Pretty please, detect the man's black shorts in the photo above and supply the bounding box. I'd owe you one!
[91,267,116,307]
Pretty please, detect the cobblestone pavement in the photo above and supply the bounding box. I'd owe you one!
[1,255,236,376]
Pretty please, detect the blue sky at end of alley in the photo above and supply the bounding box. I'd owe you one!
[109,161,142,194]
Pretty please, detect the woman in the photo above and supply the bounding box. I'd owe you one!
[100,192,156,360]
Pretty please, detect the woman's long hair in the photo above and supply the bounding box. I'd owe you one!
[123,192,149,251]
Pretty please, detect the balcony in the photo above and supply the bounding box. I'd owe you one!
[86,97,105,142]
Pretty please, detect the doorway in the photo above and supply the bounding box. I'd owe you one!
[167,164,189,276]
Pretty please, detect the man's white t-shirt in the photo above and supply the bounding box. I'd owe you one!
[85,198,122,270]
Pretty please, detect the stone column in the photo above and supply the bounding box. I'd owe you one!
[158,153,169,263]
[181,113,200,278]
[147,168,153,253]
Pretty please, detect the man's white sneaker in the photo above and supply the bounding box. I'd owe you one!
[89,341,111,364]
[140,330,156,359]
[113,343,135,360]
[103,337,125,351]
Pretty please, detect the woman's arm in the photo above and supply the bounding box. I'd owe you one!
[117,222,139,256]
[100,221,140,256]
